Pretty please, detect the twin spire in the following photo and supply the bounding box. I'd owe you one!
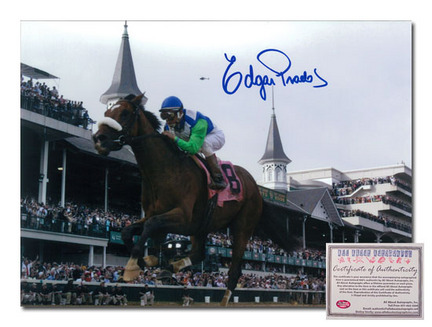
[100,21,144,106]
[258,87,291,165]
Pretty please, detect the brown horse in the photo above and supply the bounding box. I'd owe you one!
[93,94,296,306]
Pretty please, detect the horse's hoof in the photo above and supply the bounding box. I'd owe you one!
[123,258,141,281]
[220,290,232,307]
[220,298,229,307]
[144,255,159,267]
[156,269,173,280]
[171,257,192,273]
[123,268,140,282]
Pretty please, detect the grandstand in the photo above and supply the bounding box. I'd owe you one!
[286,166,412,243]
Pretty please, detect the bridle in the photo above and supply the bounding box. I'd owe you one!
[113,100,142,146]
[98,100,158,147]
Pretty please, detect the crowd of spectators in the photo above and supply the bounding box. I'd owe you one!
[21,192,327,306]
[21,196,326,265]
[21,255,125,282]
[332,175,411,196]
[331,174,412,233]
[169,268,325,296]
[333,193,411,213]
[382,196,412,213]
[338,209,412,233]
[208,232,289,255]
[21,256,326,306]
[245,236,286,256]
[21,196,139,237]
[333,194,384,205]
[21,195,326,275]
[20,76,95,130]
[21,246,326,288]
[206,232,324,261]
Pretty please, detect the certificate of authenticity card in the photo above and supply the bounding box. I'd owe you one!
[326,243,423,319]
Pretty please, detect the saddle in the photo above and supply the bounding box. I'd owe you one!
[191,155,244,207]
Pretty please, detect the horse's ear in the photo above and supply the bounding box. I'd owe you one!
[131,94,146,107]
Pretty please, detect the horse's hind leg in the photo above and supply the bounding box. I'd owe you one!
[170,235,206,272]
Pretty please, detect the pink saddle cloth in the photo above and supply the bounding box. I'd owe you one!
[194,158,244,207]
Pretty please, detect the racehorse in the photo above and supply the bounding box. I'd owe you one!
[93,94,297,306]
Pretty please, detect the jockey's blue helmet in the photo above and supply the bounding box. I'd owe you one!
[160,96,183,112]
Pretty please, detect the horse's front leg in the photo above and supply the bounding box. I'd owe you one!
[123,208,186,282]
[121,221,145,266]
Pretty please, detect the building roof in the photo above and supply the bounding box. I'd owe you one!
[65,136,137,165]
[258,111,291,165]
[288,163,412,187]
[100,22,143,104]
[21,63,59,80]
[258,186,309,215]
[286,187,344,226]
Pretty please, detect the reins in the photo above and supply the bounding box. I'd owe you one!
[108,99,189,157]
[111,99,161,147]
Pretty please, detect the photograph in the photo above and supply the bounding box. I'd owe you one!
[19,20,413,309]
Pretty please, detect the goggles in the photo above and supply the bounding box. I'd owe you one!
[160,111,177,120]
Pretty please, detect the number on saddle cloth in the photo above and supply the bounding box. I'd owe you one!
[221,163,241,194]
[191,155,242,200]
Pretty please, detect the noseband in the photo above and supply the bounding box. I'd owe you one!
[98,100,160,148]
[99,100,142,146]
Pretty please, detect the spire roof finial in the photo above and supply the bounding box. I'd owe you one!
[271,85,275,116]
[123,21,128,38]
[258,88,291,165]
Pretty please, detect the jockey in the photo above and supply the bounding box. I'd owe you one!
[160,96,227,190]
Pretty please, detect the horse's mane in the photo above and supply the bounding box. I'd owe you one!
[142,109,162,132]
[142,109,189,159]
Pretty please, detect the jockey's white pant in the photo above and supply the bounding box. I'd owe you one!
[201,128,225,157]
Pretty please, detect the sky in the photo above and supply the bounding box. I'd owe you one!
[20,20,412,183]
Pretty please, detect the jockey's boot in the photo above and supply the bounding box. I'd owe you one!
[207,154,227,190]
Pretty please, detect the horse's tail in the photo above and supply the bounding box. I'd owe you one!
[255,199,300,252]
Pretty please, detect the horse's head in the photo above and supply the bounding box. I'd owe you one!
[93,94,156,156]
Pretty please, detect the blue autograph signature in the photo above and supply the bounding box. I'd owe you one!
[222,49,328,100]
